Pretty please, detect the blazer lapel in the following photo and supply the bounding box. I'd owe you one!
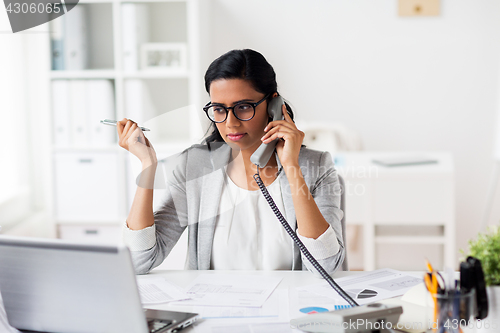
[197,143,231,269]
[276,153,300,270]
[276,153,297,230]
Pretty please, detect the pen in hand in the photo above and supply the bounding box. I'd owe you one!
[100,119,150,131]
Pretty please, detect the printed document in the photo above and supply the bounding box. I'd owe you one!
[288,288,346,319]
[172,274,282,307]
[191,321,294,333]
[136,277,191,304]
[192,289,288,320]
[300,268,422,305]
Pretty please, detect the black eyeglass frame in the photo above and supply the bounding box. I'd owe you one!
[203,93,271,123]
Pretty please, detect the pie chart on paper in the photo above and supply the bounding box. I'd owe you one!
[346,289,378,300]
[299,307,329,314]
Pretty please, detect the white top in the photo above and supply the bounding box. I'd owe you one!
[210,169,339,270]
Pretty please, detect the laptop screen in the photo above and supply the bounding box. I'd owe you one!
[0,236,149,333]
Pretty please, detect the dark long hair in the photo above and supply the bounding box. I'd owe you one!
[203,49,294,144]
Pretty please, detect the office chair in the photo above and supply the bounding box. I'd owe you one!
[338,174,349,271]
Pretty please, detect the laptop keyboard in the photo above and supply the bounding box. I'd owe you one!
[148,319,173,333]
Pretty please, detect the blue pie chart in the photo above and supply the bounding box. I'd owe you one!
[299,307,329,314]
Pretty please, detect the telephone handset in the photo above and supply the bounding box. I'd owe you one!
[250,95,285,168]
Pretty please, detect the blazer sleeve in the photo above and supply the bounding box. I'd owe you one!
[123,151,189,275]
[300,150,346,276]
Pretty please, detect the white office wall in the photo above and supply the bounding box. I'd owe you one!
[205,0,500,264]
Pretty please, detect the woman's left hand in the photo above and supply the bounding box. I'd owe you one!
[261,104,305,168]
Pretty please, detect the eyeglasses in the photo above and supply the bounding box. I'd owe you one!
[203,94,270,123]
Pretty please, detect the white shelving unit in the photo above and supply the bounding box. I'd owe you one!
[336,151,455,271]
[49,0,210,245]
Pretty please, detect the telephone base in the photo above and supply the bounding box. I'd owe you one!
[290,303,403,333]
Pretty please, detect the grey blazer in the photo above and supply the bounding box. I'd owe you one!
[130,141,346,275]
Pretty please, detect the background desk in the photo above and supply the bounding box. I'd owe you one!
[335,152,455,271]
[141,270,426,333]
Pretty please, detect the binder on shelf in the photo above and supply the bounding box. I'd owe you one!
[54,80,116,148]
[52,80,71,147]
[122,3,149,71]
[49,18,64,70]
[87,80,116,146]
[124,79,154,125]
[69,80,90,146]
[64,4,89,70]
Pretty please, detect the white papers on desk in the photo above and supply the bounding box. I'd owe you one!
[192,321,295,333]
[136,277,190,304]
[289,288,340,320]
[300,269,422,306]
[192,289,288,320]
[172,274,282,308]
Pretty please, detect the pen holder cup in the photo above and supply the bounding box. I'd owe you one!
[426,290,477,333]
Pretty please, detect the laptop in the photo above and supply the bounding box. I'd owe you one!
[0,235,199,333]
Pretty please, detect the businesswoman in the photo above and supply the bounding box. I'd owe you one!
[118,49,345,274]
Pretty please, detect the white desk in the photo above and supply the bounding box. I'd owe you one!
[335,152,455,271]
[140,270,427,333]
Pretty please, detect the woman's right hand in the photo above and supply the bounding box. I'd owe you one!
[117,118,157,165]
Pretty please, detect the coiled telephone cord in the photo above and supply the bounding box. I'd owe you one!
[253,170,359,307]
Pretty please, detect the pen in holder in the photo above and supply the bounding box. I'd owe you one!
[426,289,477,333]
